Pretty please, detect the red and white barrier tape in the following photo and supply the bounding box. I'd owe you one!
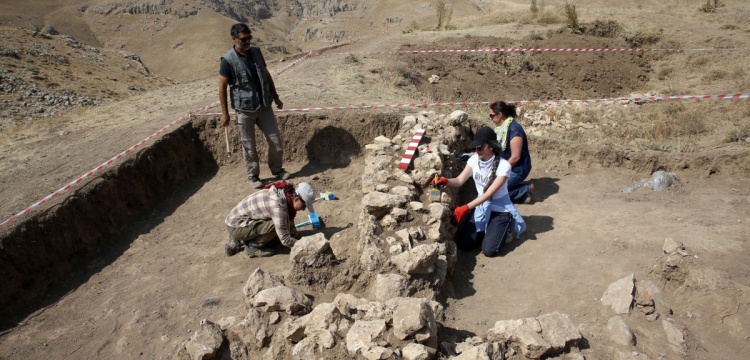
[274,51,313,76]
[0,51,307,227]
[0,101,220,227]
[197,93,749,115]
[398,129,425,170]
[4,92,748,226]
[282,47,747,59]
[397,47,745,54]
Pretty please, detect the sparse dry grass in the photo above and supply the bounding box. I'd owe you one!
[723,125,750,143]
[344,53,360,64]
[536,99,744,153]
[623,29,662,47]
[536,11,564,25]
[657,66,674,81]
[702,69,729,82]
[583,19,621,37]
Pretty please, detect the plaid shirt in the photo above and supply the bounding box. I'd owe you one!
[225,186,295,247]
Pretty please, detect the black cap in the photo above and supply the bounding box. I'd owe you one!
[469,126,501,150]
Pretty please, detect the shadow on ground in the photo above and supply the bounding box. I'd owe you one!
[0,171,215,333]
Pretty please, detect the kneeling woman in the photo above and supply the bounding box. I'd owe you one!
[432,126,526,257]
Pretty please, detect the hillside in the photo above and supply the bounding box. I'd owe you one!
[0,1,749,359]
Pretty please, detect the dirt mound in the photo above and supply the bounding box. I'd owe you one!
[402,32,652,102]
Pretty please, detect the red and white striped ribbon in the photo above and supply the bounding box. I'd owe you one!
[275,51,314,76]
[289,47,746,60]
[4,92,749,226]
[0,101,220,227]
[0,53,309,227]
[198,93,749,115]
[398,129,426,170]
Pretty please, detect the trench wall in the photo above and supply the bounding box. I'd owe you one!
[0,112,403,321]
[0,121,217,317]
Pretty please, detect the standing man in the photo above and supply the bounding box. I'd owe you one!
[219,23,289,189]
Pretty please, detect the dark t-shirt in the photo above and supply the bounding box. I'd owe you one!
[500,121,532,178]
[220,47,265,98]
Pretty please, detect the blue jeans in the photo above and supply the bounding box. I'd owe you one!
[508,171,531,204]
[456,210,513,257]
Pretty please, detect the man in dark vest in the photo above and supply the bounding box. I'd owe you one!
[219,23,289,189]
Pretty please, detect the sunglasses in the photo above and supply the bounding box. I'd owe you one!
[473,145,484,152]
[489,113,499,119]
[236,35,253,42]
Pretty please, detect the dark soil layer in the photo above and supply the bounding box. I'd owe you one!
[199,112,404,168]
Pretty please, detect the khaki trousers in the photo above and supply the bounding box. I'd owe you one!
[226,220,277,248]
[236,106,283,179]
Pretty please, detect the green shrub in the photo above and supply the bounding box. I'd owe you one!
[563,2,581,33]
[699,0,724,13]
[435,0,454,30]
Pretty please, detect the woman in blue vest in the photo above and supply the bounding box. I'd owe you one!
[489,101,533,203]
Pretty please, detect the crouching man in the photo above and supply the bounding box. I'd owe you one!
[224,181,315,258]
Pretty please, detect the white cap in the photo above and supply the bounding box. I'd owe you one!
[295,182,315,213]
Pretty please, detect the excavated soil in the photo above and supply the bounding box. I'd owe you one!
[403,33,653,102]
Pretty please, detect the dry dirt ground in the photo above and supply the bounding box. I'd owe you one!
[1,1,750,359]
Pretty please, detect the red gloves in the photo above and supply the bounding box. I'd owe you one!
[452,205,469,225]
[432,177,449,186]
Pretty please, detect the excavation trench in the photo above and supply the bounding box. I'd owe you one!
[1,108,746,327]
[0,108,747,357]
[0,112,403,324]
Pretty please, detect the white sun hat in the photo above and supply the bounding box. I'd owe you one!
[295,182,315,213]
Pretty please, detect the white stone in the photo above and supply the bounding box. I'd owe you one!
[290,233,330,266]
[243,268,285,298]
[345,319,387,355]
[606,316,635,346]
[601,274,635,314]
[251,286,312,315]
[390,243,440,275]
[373,273,407,302]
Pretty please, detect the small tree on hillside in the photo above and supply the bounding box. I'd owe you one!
[563,2,580,33]
[435,0,455,30]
